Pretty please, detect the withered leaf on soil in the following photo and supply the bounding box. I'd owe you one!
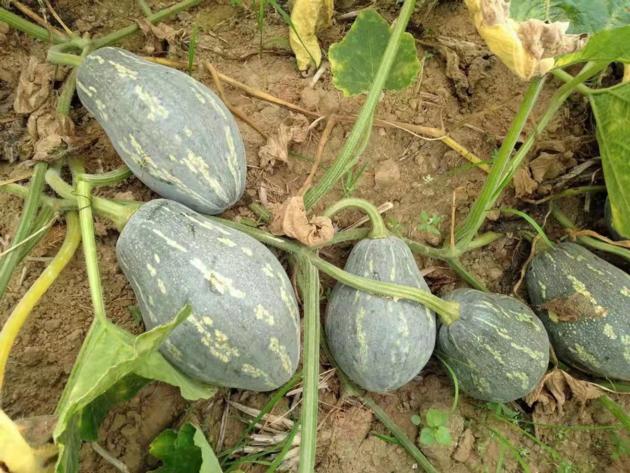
[27,105,77,162]
[269,195,334,247]
[14,57,55,114]
[525,368,603,415]
[513,165,538,197]
[136,18,183,54]
[464,0,586,80]
[542,292,607,322]
[258,114,309,170]
[530,152,576,182]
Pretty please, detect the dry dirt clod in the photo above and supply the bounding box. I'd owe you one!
[14,58,55,114]
[269,196,334,247]
[26,105,76,162]
[513,165,538,197]
[541,292,607,322]
[374,159,401,187]
[452,428,475,463]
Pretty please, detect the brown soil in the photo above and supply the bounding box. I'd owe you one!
[1,1,628,472]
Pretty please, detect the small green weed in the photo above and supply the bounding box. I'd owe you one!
[342,163,369,197]
[413,408,452,446]
[416,211,445,236]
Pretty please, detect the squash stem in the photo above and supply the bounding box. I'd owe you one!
[446,258,487,292]
[323,198,388,239]
[303,0,419,209]
[501,207,553,249]
[454,77,546,246]
[92,0,203,48]
[0,212,80,394]
[550,203,630,262]
[296,257,320,473]
[0,163,48,299]
[45,168,139,231]
[0,6,67,43]
[75,179,108,323]
[79,167,133,187]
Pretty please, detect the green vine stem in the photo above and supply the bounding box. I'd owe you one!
[323,198,388,239]
[75,179,107,323]
[137,0,154,17]
[0,163,48,299]
[92,0,202,49]
[0,212,81,393]
[446,258,487,292]
[550,203,630,262]
[45,168,139,231]
[0,7,67,43]
[303,0,420,209]
[1,183,74,212]
[454,76,545,246]
[501,207,553,249]
[551,69,594,95]
[296,257,320,473]
[79,166,132,187]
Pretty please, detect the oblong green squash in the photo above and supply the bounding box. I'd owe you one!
[526,242,630,380]
[438,289,550,402]
[325,236,436,393]
[77,47,246,215]
[116,199,300,391]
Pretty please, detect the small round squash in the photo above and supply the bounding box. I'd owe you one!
[117,199,300,391]
[77,47,246,214]
[438,289,550,402]
[325,236,436,393]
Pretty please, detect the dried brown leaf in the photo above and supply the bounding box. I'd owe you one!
[269,196,334,247]
[27,106,77,162]
[258,115,310,169]
[526,368,603,415]
[136,19,183,54]
[530,152,576,182]
[513,165,538,197]
[14,57,55,114]
[542,292,607,322]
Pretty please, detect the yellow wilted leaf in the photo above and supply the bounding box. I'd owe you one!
[464,0,585,80]
[289,0,334,71]
[0,410,57,473]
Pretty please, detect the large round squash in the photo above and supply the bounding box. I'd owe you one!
[325,236,436,393]
[77,47,246,214]
[526,242,630,380]
[117,199,300,391]
[438,289,550,402]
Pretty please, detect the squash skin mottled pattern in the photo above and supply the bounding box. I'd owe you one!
[526,242,630,381]
[77,47,246,215]
[438,289,550,402]
[325,236,436,393]
[116,199,300,391]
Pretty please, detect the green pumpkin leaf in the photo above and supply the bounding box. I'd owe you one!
[329,9,419,96]
[556,26,630,67]
[434,426,452,446]
[53,305,217,473]
[150,423,222,473]
[419,427,436,446]
[425,408,448,428]
[590,82,630,239]
[510,0,630,34]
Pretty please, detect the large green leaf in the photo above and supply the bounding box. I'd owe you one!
[150,423,223,473]
[590,83,630,237]
[510,0,630,34]
[556,26,630,67]
[590,83,630,239]
[54,306,217,473]
[329,9,419,96]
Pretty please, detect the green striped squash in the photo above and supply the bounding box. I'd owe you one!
[325,236,436,392]
[77,47,246,215]
[526,242,630,380]
[438,289,550,402]
[116,199,300,391]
